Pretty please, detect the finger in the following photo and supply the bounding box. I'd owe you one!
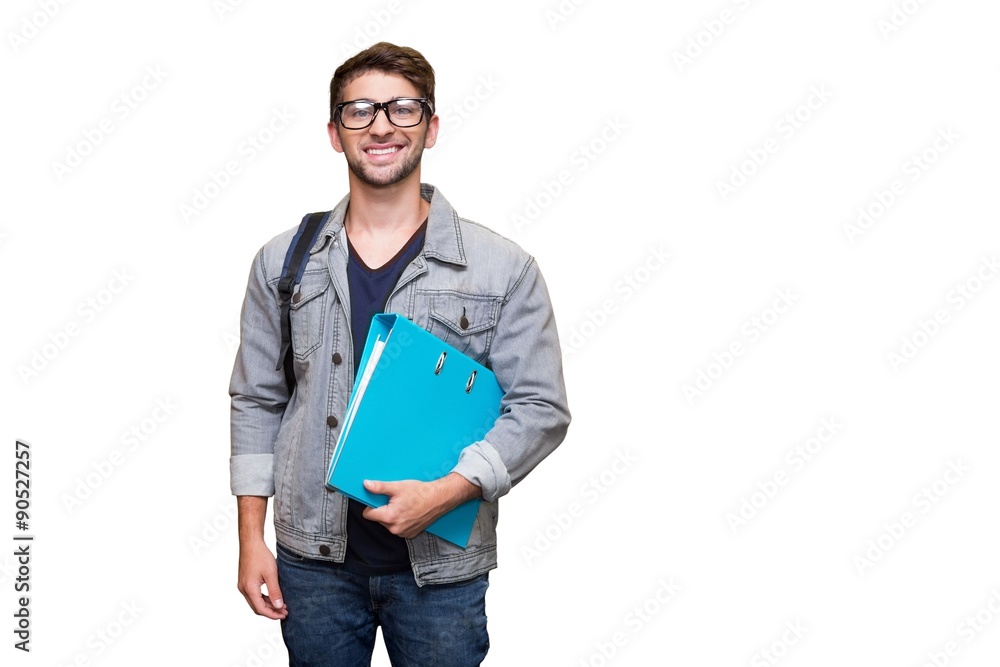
[240,578,270,617]
[260,598,287,619]
[263,570,287,617]
[259,594,284,618]
[362,505,387,523]
[240,573,286,620]
[364,479,390,495]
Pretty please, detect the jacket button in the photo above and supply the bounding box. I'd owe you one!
[319,544,331,556]
[292,292,302,304]
[332,352,343,365]
[460,315,469,330]
[327,416,338,428]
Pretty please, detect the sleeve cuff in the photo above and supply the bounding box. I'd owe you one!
[230,454,275,496]
[450,440,511,502]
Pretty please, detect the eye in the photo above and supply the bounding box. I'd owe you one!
[346,103,373,119]
[391,101,421,117]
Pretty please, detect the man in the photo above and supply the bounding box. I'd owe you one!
[230,42,570,666]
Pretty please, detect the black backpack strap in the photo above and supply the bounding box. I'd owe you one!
[276,211,330,388]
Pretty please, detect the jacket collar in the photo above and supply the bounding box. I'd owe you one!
[315,183,467,267]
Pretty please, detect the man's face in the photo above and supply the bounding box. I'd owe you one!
[328,71,438,188]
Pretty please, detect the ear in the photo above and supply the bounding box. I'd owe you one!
[423,113,440,149]
[328,122,344,154]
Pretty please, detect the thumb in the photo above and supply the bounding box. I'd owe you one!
[364,479,398,497]
[264,568,284,611]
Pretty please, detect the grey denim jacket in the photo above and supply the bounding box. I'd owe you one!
[230,184,570,586]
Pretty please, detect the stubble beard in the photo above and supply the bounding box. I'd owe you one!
[347,136,426,188]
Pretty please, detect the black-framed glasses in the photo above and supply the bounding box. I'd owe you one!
[334,98,431,130]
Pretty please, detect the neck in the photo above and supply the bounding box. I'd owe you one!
[345,173,428,235]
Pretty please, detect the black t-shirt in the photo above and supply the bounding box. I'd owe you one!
[341,219,427,575]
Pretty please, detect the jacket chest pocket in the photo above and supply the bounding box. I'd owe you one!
[289,269,331,360]
[421,291,501,365]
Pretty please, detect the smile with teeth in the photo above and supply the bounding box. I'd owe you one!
[366,146,400,155]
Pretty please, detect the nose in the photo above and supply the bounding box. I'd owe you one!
[368,105,395,135]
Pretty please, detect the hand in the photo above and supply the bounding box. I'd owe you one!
[362,474,480,539]
[237,539,288,620]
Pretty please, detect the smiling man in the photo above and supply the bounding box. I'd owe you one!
[229,43,570,666]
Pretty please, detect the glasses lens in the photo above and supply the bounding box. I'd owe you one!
[340,102,376,129]
[387,100,424,127]
[339,100,426,128]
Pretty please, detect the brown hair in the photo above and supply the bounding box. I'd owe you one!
[329,42,436,122]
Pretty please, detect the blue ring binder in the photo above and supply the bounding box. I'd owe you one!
[325,313,505,548]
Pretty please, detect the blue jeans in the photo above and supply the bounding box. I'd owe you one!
[276,544,489,666]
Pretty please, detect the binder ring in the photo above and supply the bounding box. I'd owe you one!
[465,370,477,393]
[434,352,447,375]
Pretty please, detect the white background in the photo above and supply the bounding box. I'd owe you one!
[3,0,999,665]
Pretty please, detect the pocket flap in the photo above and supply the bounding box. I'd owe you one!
[429,293,500,336]
[290,269,330,310]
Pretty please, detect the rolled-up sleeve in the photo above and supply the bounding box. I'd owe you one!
[451,257,571,502]
[229,248,290,496]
